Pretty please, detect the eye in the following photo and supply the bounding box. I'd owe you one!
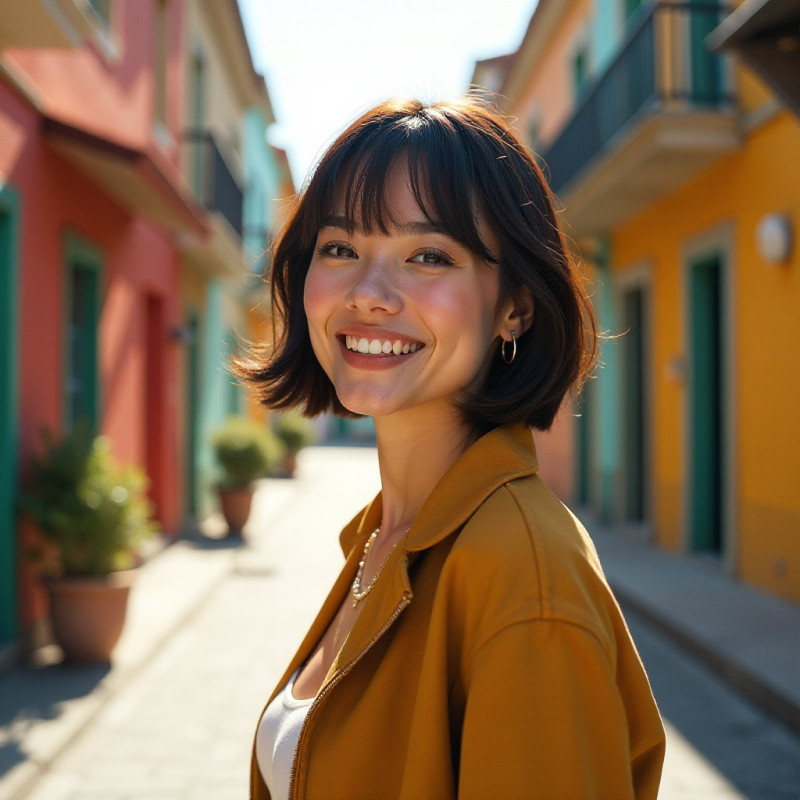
[408,248,454,267]
[317,241,357,259]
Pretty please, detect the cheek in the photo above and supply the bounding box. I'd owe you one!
[303,264,334,332]
[443,277,500,343]
[303,266,337,371]
[303,265,321,319]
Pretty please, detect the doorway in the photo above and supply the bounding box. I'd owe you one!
[622,284,648,522]
[689,254,725,553]
[64,236,102,431]
[0,188,19,644]
[145,294,166,524]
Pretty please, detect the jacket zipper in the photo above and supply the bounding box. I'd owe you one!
[286,589,413,799]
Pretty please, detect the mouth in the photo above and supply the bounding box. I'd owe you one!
[342,334,424,356]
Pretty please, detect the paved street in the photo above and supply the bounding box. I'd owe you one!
[628,609,800,800]
[2,446,376,800]
[2,445,799,799]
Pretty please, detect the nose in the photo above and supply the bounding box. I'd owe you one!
[345,257,402,314]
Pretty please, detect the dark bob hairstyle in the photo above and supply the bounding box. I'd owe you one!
[234,97,596,432]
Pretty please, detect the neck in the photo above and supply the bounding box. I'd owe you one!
[372,405,478,538]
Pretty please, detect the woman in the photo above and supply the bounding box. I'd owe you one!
[238,98,665,799]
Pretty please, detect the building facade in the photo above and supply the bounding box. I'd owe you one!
[0,0,204,649]
[483,0,800,603]
[178,0,294,517]
[0,0,291,655]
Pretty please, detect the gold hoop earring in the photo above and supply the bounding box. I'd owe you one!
[501,331,517,365]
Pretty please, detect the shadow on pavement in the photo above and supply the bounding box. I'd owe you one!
[0,659,109,779]
[625,604,800,800]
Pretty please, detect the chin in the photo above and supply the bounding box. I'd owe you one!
[334,390,382,418]
[334,387,408,419]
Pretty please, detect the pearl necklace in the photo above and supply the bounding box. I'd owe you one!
[350,526,409,607]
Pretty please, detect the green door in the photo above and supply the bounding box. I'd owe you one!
[689,254,725,553]
[0,187,20,644]
[64,236,102,431]
[622,286,646,521]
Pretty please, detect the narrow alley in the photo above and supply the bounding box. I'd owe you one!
[1,445,798,800]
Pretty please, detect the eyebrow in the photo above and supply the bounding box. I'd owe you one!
[321,214,451,238]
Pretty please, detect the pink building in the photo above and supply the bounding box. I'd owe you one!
[0,0,206,649]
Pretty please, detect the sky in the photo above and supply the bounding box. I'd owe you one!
[237,0,538,186]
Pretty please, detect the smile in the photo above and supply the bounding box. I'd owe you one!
[343,335,423,356]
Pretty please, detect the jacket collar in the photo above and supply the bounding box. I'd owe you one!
[265,425,539,721]
[339,423,539,558]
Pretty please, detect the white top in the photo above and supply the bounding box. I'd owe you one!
[256,669,313,800]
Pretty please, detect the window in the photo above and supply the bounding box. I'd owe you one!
[573,46,589,96]
[190,51,206,196]
[64,238,102,431]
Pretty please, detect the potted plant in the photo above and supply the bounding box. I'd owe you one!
[274,411,314,477]
[21,423,156,664]
[211,416,283,535]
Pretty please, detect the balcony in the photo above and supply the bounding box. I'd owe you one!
[179,131,248,279]
[540,2,740,235]
[183,131,244,237]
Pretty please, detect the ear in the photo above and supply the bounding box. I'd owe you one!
[498,290,534,342]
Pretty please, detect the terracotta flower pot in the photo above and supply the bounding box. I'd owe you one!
[45,570,137,664]
[218,485,254,535]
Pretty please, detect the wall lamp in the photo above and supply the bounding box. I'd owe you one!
[756,213,793,265]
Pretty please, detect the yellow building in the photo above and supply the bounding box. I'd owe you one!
[486,0,800,603]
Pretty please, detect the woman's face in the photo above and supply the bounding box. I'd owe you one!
[303,166,512,423]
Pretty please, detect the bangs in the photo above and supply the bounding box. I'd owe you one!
[302,115,499,265]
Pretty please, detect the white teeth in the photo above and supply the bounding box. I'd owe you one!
[344,336,421,355]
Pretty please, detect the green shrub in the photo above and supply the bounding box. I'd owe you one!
[21,423,156,577]
[212,417,283,489]
[274,411,314,454]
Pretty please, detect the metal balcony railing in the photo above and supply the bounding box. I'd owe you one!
[183,131,244,237]
[540,2,732,196]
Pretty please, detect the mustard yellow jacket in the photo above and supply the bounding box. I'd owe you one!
[251,424,665,799]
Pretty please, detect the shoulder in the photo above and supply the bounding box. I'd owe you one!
[439,474,620,655]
